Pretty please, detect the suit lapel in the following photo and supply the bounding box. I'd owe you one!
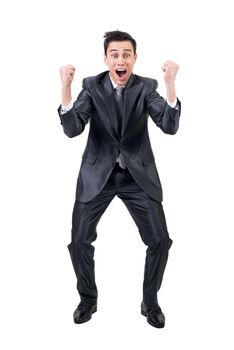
[100,73,143,139]
[121,74,142,136]
[101,74,120,139]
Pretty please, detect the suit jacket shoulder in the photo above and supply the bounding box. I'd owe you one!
[82,71,109,90]
[133,74,158,90]
[82,71,158,91]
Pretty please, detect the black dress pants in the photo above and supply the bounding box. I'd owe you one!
[68,163,172,310]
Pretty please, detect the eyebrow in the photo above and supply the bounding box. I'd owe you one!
[109,49,132,52]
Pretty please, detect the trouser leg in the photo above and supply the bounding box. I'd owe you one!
[119,183,172,310]
[68,192,114,307]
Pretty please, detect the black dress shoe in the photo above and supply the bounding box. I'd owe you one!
[141,302,165,328]
[73,304,97,324]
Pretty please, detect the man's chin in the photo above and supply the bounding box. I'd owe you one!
[113,74,129,86]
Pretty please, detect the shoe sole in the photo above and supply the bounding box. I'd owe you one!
[74,307,97,324]
[141,310,165,328]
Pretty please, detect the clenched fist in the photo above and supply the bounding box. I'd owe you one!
[60,64,76,87]
[162,61,179,85]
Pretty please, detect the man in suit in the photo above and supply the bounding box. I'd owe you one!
[58,30,181,328]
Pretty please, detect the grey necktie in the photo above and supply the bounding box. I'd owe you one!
[115,86,124,136]
[115,86,126,169]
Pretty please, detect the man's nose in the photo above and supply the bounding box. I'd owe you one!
[117,56,125,64]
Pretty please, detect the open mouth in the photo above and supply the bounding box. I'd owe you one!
[116,69,127,78]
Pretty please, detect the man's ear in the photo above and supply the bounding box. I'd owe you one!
[104,55,107,65]
[134,53,137,62]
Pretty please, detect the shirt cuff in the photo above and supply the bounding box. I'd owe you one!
[167,98,177,108]
[61,100,73,114]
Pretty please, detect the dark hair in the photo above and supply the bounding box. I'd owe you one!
[103,30,137,55]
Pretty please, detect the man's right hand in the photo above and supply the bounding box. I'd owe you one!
[60,64,76,87]
[59,65,75,106]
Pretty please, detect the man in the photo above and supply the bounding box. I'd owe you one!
[58,30,181,328]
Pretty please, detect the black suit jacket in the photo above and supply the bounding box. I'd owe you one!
[58,71,181,203]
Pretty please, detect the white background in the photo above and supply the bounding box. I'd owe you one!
[0,0,233,348]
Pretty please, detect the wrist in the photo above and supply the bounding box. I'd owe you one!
[166,82,176,103]
[62,87,72,106]
[62,84,72,91]
[165,80,175,88]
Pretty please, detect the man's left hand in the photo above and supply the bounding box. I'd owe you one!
[162,61,179,84]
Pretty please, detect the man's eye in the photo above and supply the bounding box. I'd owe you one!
[124,54,130,59]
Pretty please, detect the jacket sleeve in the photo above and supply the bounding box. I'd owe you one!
[58,78,94,138]
[145,80,181,135]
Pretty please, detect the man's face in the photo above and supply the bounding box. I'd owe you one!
[104,41,137,86]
